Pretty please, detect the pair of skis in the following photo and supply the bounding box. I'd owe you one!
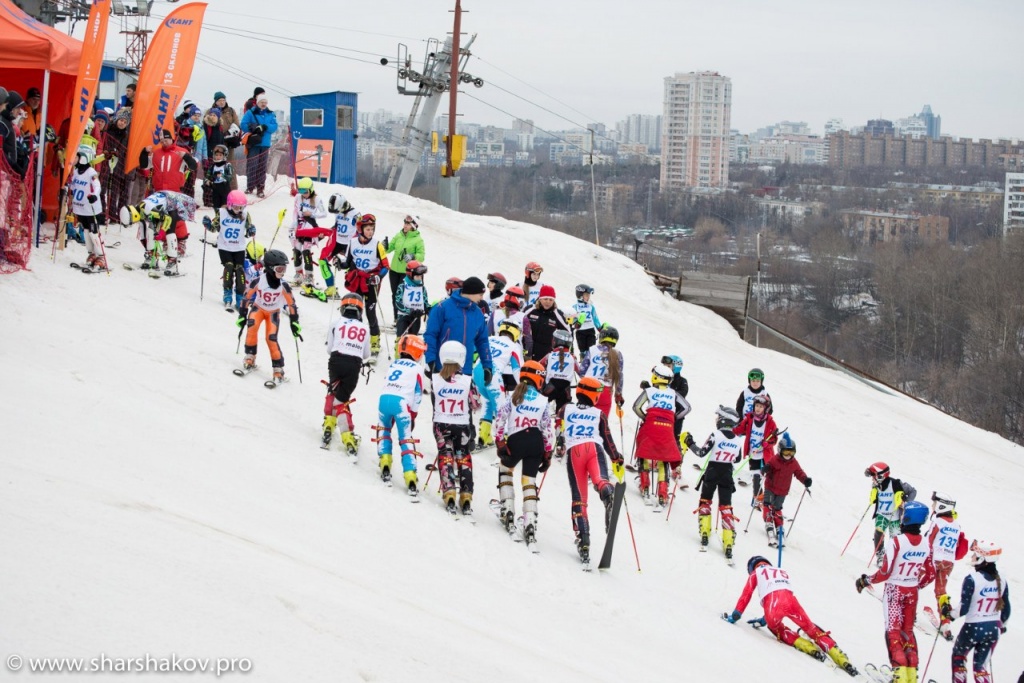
[232,365,285,390]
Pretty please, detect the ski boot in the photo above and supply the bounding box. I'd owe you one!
[234,292,244,310]
[404,470,419,497]
[140,250,158,270]
[826,647,858,677]
[723,529,735,562]
[938,594,954,641]
[793,637,826,661]
[92,255,107,271]
[379,454,393,484]
[321,415,337,449]
[340,431,359,457]
[460,493,473,517]
[477,420,493,449]
[86,253,98,267]
[766,522,777,547]
[577,532,591,564]
[370,335,381,357]
[554,434,565,460]
[242,355,256,371]
[324,285,338,300]
[272,367,285,384]
[164,256,179,276]
[500,503,516,535]
[699,512,712,549]
[445,497,458,515]
[891,666,916,683]
[223,288,233,310]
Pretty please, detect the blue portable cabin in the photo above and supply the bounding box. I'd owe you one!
[289,91,358,186]
[96,60,139,112]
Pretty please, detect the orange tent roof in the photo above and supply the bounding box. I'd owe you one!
[0,0,83,75]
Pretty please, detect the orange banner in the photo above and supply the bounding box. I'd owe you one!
[125,2,208,174]
[62,0,110,185]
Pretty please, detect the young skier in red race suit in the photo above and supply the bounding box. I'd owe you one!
[732,394,779,506]
[760,432,811,547]
[855,500,935,683]
[724,556,858,676]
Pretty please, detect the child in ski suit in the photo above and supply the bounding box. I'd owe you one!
[237,249,300,382]
[204,189,255,310]
[290,178,329,296]
[736,367,773,416]
[394,260,429,339]
[760,432,811,547]
[322,194,360,299]
[204,144,234,210]
[684,405,744,558]
[928,492,968,632]
[558,377,623,565]
[632,364,687,506]
[724,556,857,675]
[487,286,532,350]
[494,361,554,546]
[865,462,917,567]
[855,500,935,683]
[579,326,624,419]
[433,340,481,517]
[539,329,582,457]
[344,214,389,358]
[569,284,602,356]
[951,540,1010,683]
[323,293,372,454]
[67,148,106,269]
[474,319,524,449]
[732,394,779,505]
[376,335,427,495]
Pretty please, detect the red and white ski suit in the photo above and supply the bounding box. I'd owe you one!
[733,565,838,652]
[557,402,622,540]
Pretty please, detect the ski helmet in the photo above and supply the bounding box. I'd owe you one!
[263,249,289,270]
[901,500,929,527]
[497,319,522,343]
[407,260,427,276]
[142,192,168,215]
[661,355,684,373]
[553,330,573,349]
[357,213,376,233]
[445,277,463,294]
[519,361,546,390]
[403,215,419,229]
[328,193,351,214]
[778,432,796,458]
[575,376,603,405]
[75,146,94,166]
[212,144,228,156]
[503,286,524,310]
[438,340,466,366]
[651,364,673,387]
[339,292,364,319]
[487,272,507,288]
[245,241,266,262]
[748,368,765,382]
[747,555,771,575]
[931,491,956,516]
[715,405,740,431]
[525,261,543,275]
[119,204,142,226]
[751,395,770,411]
[226,190,247,212]
[865,462,890,483]
[576,284,594,299]
[599,326,620,346]
[968,539,1002,566]
[398,335,428,361]
[296,177,314,194]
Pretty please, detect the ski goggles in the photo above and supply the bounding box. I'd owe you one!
[748,371,764,382]
[272,265,288,276]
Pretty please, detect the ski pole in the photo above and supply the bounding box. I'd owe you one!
[268,207,288,249]
[744,506,757,533]
[786,487,809,537]
[90,198,110,277]
[422,453,440,492]
[840,502,872,557]
[294,333,303,384]
[919,627,941,682]
[538,468,548,494]
[622,494,641,573]
[200,231,207,300]
[665,476,679,521]
[866,531,886,568]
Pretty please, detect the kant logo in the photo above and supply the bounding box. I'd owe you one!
[165,17,194,28]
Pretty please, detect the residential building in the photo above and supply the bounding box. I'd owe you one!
[895,115,928,139]
[828,132,1024,169]
[748,134,827,165]
[865,119,895,136]
[755,197,824,225]
[888,182,1004,209]
[841,210,950,245]
[661,70,732,190]
[616,114,663,152]
[824,118,845,135]
[1004,173,1024,236]
[729,129,749,163]
[595,183,634,213]
[512,118,535,134]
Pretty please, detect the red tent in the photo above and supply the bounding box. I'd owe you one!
[0,0,83,227]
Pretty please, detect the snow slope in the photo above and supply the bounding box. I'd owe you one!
[2,186,1022,683]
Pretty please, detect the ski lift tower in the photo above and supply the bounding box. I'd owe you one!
[386,16,483,208]
[111,0,153,70]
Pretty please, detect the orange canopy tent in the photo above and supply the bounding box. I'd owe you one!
[0,0,83,240]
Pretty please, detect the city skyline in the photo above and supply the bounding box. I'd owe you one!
[75,0,1023,141]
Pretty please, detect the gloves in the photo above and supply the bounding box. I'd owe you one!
[639,380,651,390]
[235,315,246,329]
[87,194,98,203]
[615,393,624,408]
[855,575,870,594]
[245,226,256,238]
[382,236,389,250]
[290,320,303,339]
[679,431,691,453]
[612,460,625,483]
[539,451,552,473]
[804,477,812,489]
[332,255,345,270]
[202,216,214,231]
[747,617,767,629]
[402,253,412,262]
[999,623,1007,635]
[367,274,380,286]
[684,433,697,450]
[483,368,492,384]
[723,610,741,624]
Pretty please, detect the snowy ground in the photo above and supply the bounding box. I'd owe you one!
[2,184,1022,682]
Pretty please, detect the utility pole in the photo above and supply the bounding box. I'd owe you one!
[589,128,599,246]
[438,0,463,210]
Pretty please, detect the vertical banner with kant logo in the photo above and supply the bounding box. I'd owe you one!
[62,0,111,185]
[125,2,208,173]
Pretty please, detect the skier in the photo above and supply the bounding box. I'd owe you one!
[203,143,234,210]
[928,491,969,637]
[133,192,190,275]
[684,405,744,560]
[487,285,532,351]
[290,177,330,297]
[723,556,858,676]
[323,193,360,299]
[493,360,554,547]
[732,394,780,506]
[243,240,265,284]
[539,329,582,458]
[950,540,1009,683]
[475,319,524,449]
[736,367,773,416]
[569,284,603,356]
[760,432,811,547]
[483,272,506,313]
[385,214,425,319]
[855,500,935,683]
[236,249,301,384]
[559,376,624,566]
[394,260,430,340]
[521,261,546,307]
[375,334,427,495]
[432,340,481,517]
[632,364,688,505]
[323,293,372,454]
[67,147,107,270]
[344,214,389,359]
[579,326,624,419]
[203,189,255,311]
[865,462,918,567]
[662,354,691,443]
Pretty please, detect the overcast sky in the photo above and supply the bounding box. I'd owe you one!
[82,0,1022,140]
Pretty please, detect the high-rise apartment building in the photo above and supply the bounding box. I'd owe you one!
[616,114,663,152]
[661,71,732,190]
[1004,173,1024,236]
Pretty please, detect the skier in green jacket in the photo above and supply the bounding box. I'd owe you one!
[387,214,426,319]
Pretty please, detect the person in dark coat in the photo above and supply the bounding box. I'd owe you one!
[524,284,571,361]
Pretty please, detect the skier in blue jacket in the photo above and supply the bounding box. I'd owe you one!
[424,276,494,380]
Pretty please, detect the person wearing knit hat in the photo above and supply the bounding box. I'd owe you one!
[424,275,493,378]
[461,276,486,296]
[211,91,239,174]
[524,282,570,361]
[1,89,28,176]
[0,86,8,114]
[243,87,265,113]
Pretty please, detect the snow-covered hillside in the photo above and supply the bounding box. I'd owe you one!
[2,186,1022,682]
